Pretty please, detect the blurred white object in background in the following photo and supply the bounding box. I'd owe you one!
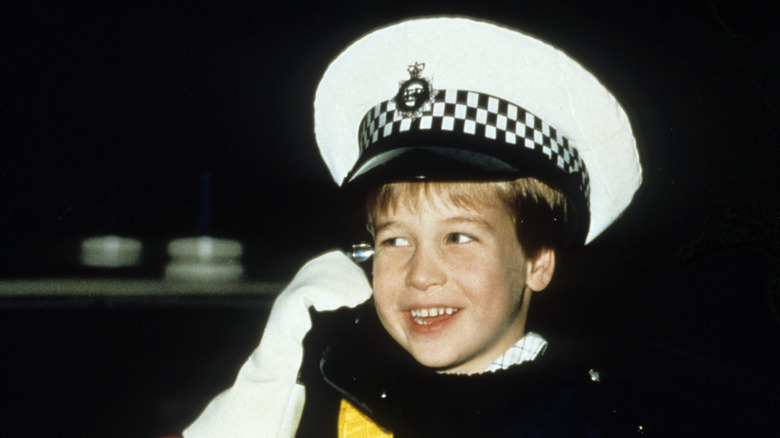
[165,237,244,281]
[80,235,142,268]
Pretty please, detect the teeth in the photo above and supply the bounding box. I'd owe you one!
[410,307,459,322]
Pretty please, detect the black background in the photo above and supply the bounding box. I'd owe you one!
[3,0,777,279]
[2,1,779,436]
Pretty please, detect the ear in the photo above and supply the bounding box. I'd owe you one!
[525,248,555,292]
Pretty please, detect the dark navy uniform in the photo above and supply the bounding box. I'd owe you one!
[296,301,641,437]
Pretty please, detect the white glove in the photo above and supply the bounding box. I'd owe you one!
[183,251,372,438]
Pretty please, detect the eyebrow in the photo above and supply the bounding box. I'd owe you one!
[373,220,396,235]
[374,216,496,234]
[443,216,496,231]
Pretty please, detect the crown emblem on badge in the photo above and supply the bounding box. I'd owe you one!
[407,62,425,77]
[394,62,434,114]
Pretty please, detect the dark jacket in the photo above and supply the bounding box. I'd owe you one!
[295,301,644,437]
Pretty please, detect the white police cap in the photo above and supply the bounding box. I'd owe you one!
[314,16,641,244]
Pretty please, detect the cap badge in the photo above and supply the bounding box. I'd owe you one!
[394,62,435,116]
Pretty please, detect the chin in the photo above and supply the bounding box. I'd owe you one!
[410,350,460,371]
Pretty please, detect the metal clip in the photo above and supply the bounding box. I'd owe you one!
[348,243,374,263]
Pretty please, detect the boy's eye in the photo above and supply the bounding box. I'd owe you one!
[381,237,411,247]
[446,233,474,244]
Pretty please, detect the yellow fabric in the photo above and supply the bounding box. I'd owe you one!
[338,399,393,438]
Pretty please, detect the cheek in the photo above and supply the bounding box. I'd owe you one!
[453,249,510,285]
[465,255,525,308]
[497,244,527,288]
[447,245,482,266]
[371,265,404,339]
[371,256,398,311]
[372,255,393,291]
[373,247,410,281]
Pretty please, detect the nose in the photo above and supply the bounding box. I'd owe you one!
[406,244,446,291]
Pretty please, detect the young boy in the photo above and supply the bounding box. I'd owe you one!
[185,16,641,437]
[365,179,564,376]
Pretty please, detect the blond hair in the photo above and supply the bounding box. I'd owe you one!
[366,178,571,260]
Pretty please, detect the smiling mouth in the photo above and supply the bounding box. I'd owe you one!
[410,307,460,325]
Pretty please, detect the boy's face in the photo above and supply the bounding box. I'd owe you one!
[372,186,538,374]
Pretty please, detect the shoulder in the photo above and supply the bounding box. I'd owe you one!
[303,300,373,353]
[298,300,385,392]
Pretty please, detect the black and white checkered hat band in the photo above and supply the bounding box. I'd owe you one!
[358,89,591,201]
